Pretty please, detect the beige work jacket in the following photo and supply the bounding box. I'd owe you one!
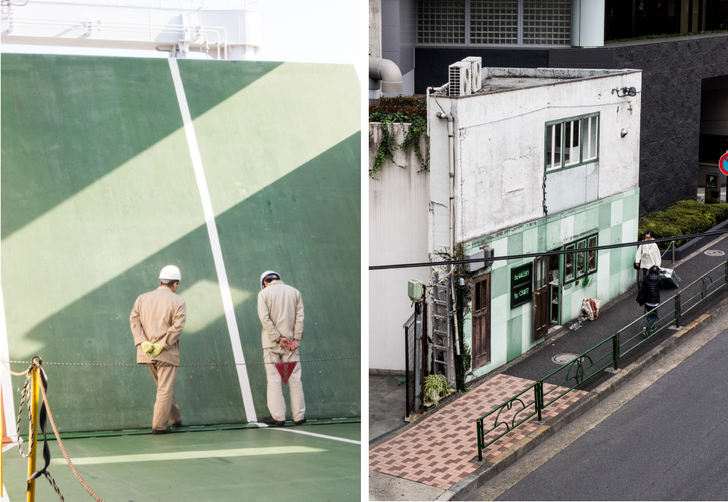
[130,286,186,366]
[257,280,304,349]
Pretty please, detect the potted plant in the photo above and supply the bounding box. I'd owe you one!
[423,374,453,408]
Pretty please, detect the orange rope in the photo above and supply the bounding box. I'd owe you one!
[38,380,104,502]
[0,359,29,376]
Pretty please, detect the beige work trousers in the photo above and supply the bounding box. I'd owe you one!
[147,363,181,431]
[263,346,305,422]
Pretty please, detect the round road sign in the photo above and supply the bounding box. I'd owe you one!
[720,152,728,176]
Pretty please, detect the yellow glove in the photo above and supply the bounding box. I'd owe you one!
[141,341,154,356]
[150,343,165,358]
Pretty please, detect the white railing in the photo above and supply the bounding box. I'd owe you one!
[3,0,258,10]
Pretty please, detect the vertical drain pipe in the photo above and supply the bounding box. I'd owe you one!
[436,112,455,258]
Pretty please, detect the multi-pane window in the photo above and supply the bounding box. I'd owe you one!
[545,113,599,172]
[563,234,598,285]
[418,0,466,44]
[418,0,571,46]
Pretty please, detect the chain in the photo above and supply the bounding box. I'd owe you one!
[5,355,360,368]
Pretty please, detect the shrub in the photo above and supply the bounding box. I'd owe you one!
[369,96,427,121]
[638,200,728,248]
[369,97,429,178]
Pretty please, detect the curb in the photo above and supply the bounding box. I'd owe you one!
[444,294,728,501]
[673,219,728,261]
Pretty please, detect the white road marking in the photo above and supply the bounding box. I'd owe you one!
[168,58,257,422]
[268,427,361,445]
[50,446,325,465]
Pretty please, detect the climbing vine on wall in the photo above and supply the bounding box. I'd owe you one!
[434,245,473,393]
[369,96,429,178]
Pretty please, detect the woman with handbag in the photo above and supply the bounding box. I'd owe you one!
[635,230,661,281]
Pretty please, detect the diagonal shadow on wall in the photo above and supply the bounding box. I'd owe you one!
[7,133,360,432]
[1,54,283,239]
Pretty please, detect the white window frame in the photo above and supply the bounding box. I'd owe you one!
[545,113,600,173]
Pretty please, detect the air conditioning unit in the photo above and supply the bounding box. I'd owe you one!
[448,62,472,97]
[466,246,494,272]
[462,56,482,92]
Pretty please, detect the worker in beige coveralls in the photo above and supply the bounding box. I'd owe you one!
[257,270,306,426]
[130,265,186,434]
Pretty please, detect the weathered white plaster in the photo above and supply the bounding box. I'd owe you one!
[369,123,430,371]
[427,68,642,244]
[561,216,575,244]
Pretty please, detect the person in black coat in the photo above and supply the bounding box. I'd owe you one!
[638,265,662,333]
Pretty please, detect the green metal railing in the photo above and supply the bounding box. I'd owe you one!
[476,260,728,461]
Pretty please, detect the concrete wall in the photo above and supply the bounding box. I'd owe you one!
[1,54,361,432]
[610,35,728,214]
[370,0,382,58]
[369,123,430,372]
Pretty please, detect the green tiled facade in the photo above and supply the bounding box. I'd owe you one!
[462,189,640,380]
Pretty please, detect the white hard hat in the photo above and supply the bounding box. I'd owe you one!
[159,265,181,281]
[260,270,280,289]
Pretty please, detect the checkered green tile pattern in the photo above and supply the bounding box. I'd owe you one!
[463,190,639,379]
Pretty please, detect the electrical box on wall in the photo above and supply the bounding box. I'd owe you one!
[408,280,424,302]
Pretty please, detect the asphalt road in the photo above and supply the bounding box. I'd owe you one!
[467,314,728,501]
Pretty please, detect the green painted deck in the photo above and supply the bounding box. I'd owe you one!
[2,423,360,501]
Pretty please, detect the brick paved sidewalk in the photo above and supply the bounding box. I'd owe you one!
[369,374,587,490]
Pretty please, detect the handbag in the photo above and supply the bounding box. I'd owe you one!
[634,261,640,270]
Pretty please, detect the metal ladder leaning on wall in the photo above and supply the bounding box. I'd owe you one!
[431,278,455,385]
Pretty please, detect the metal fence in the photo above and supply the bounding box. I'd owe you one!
[476,260,728,461]
[404,300,427,420]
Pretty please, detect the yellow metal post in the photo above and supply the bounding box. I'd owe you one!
[26,362,38,502]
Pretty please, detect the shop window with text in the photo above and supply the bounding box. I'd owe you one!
[563,234,599,285]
